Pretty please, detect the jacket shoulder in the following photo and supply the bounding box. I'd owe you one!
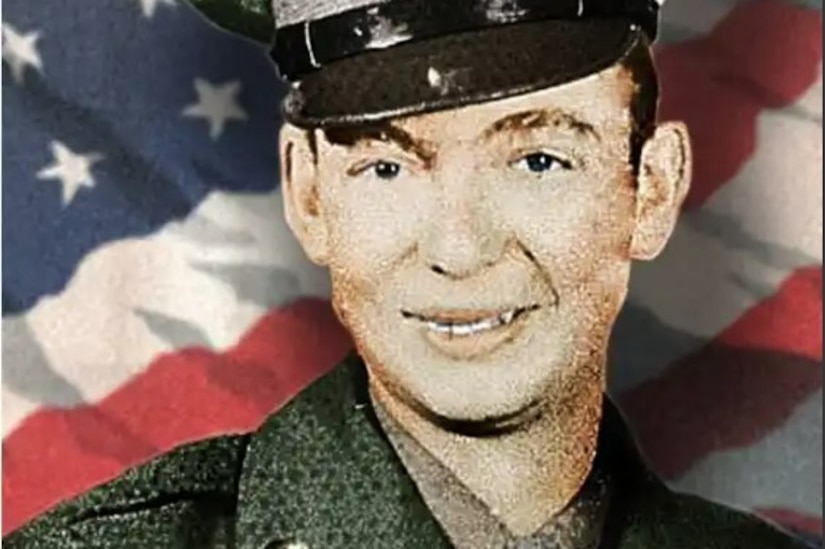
[619,486,811,549]
[4,432,250,549]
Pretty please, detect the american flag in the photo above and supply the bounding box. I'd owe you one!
[2,0,822,544]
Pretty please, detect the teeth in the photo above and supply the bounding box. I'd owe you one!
[423,309,522,336]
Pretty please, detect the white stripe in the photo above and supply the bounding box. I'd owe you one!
[2,189,330,436]
[2,390,39,435]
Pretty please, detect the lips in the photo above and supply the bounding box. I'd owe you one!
[402,306,538,337]
[401,304,539,360]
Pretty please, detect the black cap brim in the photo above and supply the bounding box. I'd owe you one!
[283,17,641,128]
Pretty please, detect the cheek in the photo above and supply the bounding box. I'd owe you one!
[321,175,432,291]
[499,170,635,292]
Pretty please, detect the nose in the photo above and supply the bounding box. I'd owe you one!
[420,185,506,278]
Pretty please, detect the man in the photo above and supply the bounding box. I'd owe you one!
[3,1,812,548]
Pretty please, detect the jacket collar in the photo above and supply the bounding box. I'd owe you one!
[235,353,660,549]
[235,353,452,549]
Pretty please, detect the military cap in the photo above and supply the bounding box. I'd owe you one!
[188,0,665,127]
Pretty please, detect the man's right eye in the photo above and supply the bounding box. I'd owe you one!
[347,160,403,180]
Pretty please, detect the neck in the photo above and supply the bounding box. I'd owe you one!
[369,373,605,537]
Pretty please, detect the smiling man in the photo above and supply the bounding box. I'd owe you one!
[3,1,814,549]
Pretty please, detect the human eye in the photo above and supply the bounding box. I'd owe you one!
[512,151,573,174]
[347,159,404,181]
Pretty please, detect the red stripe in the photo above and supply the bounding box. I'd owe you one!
[758,508,824,537]
[620,267,823,479]
[2,298,351,535]
[654,0,823,210]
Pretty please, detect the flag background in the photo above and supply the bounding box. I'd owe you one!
[2,0,822,544]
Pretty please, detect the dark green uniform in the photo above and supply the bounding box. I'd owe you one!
[4,355,810,549]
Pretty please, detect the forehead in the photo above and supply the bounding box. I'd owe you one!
[390,64,635,142]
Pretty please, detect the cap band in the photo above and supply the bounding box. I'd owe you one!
[271,0,659,81]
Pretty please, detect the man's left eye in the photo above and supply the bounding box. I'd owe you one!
[372,161,402,180]
[516,152,572,174]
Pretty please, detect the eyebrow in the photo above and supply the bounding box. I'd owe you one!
[480,108,600,142]
[323,123,437,165]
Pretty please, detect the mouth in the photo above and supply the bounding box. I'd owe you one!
[401,306,539,337]
[401,305,540,360]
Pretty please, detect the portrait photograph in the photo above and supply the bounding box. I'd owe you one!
[2,0,822,548]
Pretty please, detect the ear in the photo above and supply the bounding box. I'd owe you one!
[630,121,692,260]
[280,123,330,265]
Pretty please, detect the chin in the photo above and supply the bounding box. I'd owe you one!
[407,361,561,429]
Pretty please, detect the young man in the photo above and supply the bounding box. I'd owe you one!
[4,1,812,548]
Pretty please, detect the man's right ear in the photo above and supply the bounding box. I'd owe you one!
[279,123,330,266]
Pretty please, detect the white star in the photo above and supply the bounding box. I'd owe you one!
[2,22,44,84]
[36,141,104,206]
[137,0,176,18]
[182,78,248,140]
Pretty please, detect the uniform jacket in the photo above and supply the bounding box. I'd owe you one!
[4,354,810,549]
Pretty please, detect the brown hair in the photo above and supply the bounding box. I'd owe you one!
[620,35,660,173]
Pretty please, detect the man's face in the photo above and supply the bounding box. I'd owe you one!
[282,63,689,425]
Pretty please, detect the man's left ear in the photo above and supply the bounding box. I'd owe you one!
[630,121,692,260]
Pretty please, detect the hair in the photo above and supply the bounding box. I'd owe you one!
[303,36,660,172]
[620,35,660,174]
